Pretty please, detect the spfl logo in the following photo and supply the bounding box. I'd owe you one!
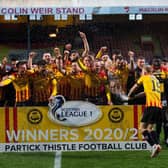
[108,108,124,123]
[48,95,102,127]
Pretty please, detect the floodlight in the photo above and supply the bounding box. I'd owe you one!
[129,14,135,20]
[49,33,57,38]
[29,15,42,20]
[4,15,11,20]
[79,14,86,20]
[86,14,92,20]
[61,14,67,20]
[54,15,61,20]
[136,14,143,20]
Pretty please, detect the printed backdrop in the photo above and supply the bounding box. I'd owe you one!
[0,105,151,152]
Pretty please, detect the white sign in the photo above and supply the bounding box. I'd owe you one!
[0,142,151,152]
[48,95,102,127]
[1,6,168,15]
[1,0,168,8]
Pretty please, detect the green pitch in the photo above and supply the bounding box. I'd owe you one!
[0,149,168,168]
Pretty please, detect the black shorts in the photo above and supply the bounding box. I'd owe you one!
[141,106,162,124]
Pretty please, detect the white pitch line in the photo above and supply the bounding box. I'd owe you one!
[54,151,62,168]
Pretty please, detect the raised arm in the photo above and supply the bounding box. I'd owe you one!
[27,51,36,69]
[128,50,135,71]
[48,78,58,102]
[96,46,107,59]
[79,31,90,57]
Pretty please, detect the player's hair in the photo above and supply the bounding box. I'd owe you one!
[144,65,152,73]
[37,60,47,66]
[16,60,27,68]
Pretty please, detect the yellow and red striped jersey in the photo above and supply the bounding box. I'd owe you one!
[56,76,70,99]
[112,66,129,93]
[137,75,162,108]
[31,72,57,103]
[67,72,85,100]
[0,72,32,103]
[77,58,110,103]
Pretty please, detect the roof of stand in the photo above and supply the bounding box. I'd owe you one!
[1,0,168,15]
[0,0,168,7]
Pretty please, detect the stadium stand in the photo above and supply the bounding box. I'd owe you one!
[1,16,168,63]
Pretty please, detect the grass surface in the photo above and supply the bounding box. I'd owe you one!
[0,147,168,168]
[62,150,168,168]
[0,152,55,168]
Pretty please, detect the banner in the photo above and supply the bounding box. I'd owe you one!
[0,104,151,152]
[1,6,168,15]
